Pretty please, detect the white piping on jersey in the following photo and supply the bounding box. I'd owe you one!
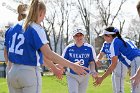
[36,51,41,66]
[31,22,49,44]
[124,38,137,48]
[62,43,75,57]
[100,41,108,52]
[121,54,131,65]
[84,43,97,61]
[110,37,116,58]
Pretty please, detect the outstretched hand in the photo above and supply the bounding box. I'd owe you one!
[50,64,64,80]
[70,62,89,76]
[96,61,102,67]
[74,61,81,65]
[130,74,140,88]
[91,71,98,79]
[93,76,103,87]
[55,64,65,72]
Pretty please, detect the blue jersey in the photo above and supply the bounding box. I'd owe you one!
[110,37,140,61]
[101,42,131,68]
[62,43,96,74]
[5,22,48,66]
[4,27,11,51]
[118,55,131,68]
[101,42,111,64]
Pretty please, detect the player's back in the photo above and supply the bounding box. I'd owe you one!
[7,22,43,66]
[111,37,140,61]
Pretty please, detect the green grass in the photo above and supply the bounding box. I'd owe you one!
[0,74,131,93]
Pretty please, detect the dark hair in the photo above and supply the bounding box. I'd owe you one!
[137,1,140,16]
[105,27,127,47]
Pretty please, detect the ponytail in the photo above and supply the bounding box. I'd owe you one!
[137,1,140,17]
[23,0,46,30]
[116,32,127,47]
[23,0,39,30]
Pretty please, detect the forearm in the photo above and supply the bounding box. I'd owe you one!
[4,47,8,64]
[102,65,115,79]
[97,52,104,61]
[96,52,104,67]
[136,67,140,77]
[101,57,118,80]
[43,57,56,70]
[41,44,72,68]
[90,62,96,73]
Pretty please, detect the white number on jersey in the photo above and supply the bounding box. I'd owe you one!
[9,33,25,55]
[75,59,85,65]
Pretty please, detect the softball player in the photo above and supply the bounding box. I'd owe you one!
[4,4,28,72]
[5,0,88,93]
[130,0,140,88]
[62,28,98,93]
[4,4,28,93]
[96,41,130,93]
[94,27,140,93]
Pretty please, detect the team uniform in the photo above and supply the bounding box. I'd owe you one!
[4,27,16,93]
[110,37,140,93]
[101,42,129,93]
[4,21,48,93]
[62,43,96,93]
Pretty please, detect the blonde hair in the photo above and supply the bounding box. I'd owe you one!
[23,0,46,30]
[17,4,28,21]
[137,1,140,14]
[17,4,28,14]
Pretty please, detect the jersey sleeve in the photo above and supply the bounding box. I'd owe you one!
[118,54,131,68]
[89,46,96,62]
[31,23,49,50]
[100,43,105,53]
[62,46,69,60]
[4,28,10,47]
[4,27,13,51]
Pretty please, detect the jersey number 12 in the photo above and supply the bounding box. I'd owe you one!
[9,33,25,55]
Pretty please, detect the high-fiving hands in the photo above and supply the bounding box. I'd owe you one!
[93,76,104,87]
[130,67,140,89]
[130,73,140,89]
[72,61,89,76]
[50,64,64,80]
[91,71,98,79]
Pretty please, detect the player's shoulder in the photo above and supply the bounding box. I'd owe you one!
[63,43,75,52]
[115,37,122,42]
[123,38,134,44]
[84,43,93,48]
[66,43,75,48]
[103,41,108,44]
[13,20,24,27]
[7,21,23,33]
[30,22,44,32]
[102,41,107,46]
[112,37,122,45]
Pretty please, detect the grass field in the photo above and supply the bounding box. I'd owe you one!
[0,73,131,93]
